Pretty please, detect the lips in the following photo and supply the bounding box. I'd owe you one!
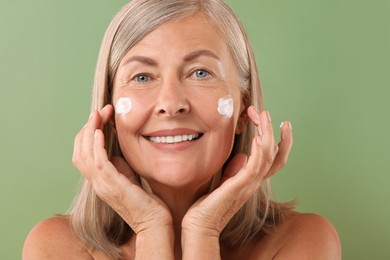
[143,128,203,144]
[148,133,201,143]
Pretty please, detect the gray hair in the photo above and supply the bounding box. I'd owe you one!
[69,0,287,258]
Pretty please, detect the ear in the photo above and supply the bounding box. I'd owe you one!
[235,93,249,134]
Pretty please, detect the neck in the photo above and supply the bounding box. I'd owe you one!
[142,174,220,258]
[150,178,211,223]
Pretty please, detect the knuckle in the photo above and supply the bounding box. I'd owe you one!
[266,157,274,168]
[74,131,83,144]
[95,160,104,171]
[247,168,258,178]
[71,155,79,166]
[274,145,279,154]
[263,152,276,170]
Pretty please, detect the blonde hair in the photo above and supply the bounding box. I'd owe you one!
[69,0,290,258]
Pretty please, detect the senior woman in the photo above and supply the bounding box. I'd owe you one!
[23,0,341,259]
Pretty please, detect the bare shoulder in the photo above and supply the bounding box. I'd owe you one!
[269,211,341,259]
[22,216,93,260]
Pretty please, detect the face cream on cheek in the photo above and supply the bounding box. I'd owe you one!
[217,95,234,118]
[115,97,133,115]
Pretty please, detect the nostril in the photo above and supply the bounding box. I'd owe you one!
[155,104,189,116]
[158,108,167,114]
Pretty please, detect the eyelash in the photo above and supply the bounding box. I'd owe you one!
[131,73,152,84]
[128,68,212,85]
[190,68,212,80]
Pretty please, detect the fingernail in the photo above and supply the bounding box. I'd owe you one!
[288,122,293,131]
[101,105,109,113]
[280,122,284,129]
[94,129,98,139]
[267,111,272,122]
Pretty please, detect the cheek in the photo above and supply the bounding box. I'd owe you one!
[114,95,153,140]
[217,95,234,118]
[193,91,239,130]
[195,94,237,151]
[115,97,133,115]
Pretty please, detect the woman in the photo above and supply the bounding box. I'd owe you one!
[23,0,341,259]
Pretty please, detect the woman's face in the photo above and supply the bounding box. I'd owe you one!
[112,13,246,190]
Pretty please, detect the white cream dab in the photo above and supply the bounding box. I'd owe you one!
[115,97,133,115]
[217,95,234,118]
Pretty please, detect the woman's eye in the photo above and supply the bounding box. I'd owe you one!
[193,69,209,79]
[134,74,150,83]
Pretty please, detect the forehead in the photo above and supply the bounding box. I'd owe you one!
[120,13,232,62]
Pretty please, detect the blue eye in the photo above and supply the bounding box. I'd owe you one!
[134,74,150,83]
[194,69,209,78]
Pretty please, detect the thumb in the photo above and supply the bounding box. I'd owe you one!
[221,153,247,182]
[111,156,139,184]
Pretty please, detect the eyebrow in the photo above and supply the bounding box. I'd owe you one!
[121,55,158,67]
[183,49,221,62]
[121,49,220,68]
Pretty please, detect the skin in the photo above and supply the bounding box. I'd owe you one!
[23,14,341,259]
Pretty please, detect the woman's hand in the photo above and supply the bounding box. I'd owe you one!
[181,107,293,258]
[72,105,173,234]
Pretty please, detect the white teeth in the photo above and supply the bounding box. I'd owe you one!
[149,134,199,144]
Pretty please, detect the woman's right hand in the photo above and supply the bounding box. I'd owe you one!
[72,105,173,234]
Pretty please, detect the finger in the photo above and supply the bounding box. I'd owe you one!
[243,136,263,181]
[93,129,123,188]
[93,131,137,187]
[111,156,139,185]
[247,106,261,125]
[264,121,293,178]
[98,105,114,129]
[73,111,99,176]
[93,129,134,209]
[234,111,278,187]
[213,136,262,208]
[221,153,247,183]
[226,137,262,179]
[248,108,277,157]
[81,110,99,164]
[222,111,274,189]
[259,111,276,148]
[247,106,262,137]
[253,110,278,174]
[72,127,85,172]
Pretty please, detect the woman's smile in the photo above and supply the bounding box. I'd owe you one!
[112,13,244,188]
[143,128,204,151]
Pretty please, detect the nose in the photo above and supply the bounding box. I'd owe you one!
[154,78,190,117]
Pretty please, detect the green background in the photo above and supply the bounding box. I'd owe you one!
[1,0,389,259]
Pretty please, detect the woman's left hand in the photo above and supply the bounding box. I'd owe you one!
[182,107,293,243]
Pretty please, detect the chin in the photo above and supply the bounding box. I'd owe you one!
[142,165,215,190]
